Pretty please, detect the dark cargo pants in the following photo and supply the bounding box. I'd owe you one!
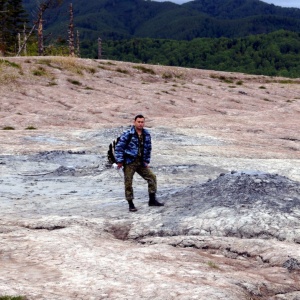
[123,158,157,201]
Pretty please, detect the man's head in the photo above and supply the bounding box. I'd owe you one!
[134,114,145,132]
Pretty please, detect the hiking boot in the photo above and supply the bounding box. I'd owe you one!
[148,193,164,207]
[128,200,137,212]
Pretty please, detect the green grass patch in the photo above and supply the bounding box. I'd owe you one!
[278,79,298,84]
[0,60,22,84]
[0,59,21,69]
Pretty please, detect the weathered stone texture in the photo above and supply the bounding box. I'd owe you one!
[1,57,300,300]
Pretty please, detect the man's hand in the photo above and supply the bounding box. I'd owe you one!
[117,163,123,169]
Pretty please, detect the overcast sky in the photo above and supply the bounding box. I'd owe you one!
[153,0,300,9]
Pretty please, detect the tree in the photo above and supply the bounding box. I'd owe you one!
[0,0,28,55]
[68,3,75,56]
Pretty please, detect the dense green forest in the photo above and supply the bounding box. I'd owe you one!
[21,0,300,41]
[79,30,300,78]
[0,0,28,54]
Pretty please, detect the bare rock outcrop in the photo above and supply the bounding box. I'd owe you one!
[131,171,300,242]
[1,57,300,299]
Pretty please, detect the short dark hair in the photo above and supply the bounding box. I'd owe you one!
[134,114,145,121]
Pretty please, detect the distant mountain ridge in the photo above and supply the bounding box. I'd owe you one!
[22,0,300,41]
[183,0,300,19]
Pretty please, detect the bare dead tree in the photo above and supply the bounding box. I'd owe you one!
[23,23,27,56]
[17,32,21,53]
[16,22,37,56]
[37,10,44,55]
[76,30,80,57]
[98,37,102,59]
[16,0,63,56]
[68,3,75,56]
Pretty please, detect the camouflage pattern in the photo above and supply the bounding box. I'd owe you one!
[124,158,157,201]
[115,125,152,165]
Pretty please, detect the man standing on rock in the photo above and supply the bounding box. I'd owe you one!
[115,114,164,212]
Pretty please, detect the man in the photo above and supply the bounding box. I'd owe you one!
[115,114,164,212]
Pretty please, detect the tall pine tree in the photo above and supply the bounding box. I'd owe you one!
[0,0,28,55]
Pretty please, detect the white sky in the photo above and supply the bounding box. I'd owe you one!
[153,0,300,9]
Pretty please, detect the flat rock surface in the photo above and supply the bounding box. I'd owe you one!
[0,57,300,299]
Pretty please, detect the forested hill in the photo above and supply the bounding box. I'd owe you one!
[23,0,300,41]
[182,0,300,19]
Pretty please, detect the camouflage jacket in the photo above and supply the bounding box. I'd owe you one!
[115,126,152,165]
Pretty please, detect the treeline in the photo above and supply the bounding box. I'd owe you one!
[86,30,299,78]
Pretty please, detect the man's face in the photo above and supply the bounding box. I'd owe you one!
[134,117,145,130]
